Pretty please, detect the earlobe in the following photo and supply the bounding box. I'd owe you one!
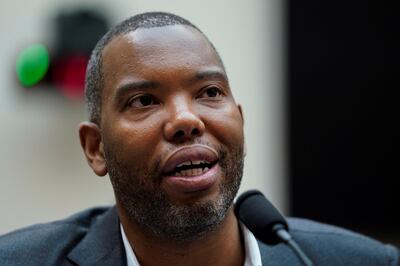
[78,122,108,176]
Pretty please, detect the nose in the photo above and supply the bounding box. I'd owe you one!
[163,98,205,143]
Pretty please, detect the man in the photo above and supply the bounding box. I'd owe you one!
[0,12,399,266]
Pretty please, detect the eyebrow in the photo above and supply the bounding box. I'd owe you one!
[113,69,228,102]
[114,80,159,102]
[190,69,228,84]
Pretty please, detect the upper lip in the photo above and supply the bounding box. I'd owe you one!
[161,144,219,175]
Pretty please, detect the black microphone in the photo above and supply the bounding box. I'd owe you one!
[235,190,313,266]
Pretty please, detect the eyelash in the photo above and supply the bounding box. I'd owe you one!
[198,86,224,99]
[127,94,159,108]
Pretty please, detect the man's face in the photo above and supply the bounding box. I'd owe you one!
[100,25,244,240]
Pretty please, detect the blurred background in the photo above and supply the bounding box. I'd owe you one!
[0,0,398,246]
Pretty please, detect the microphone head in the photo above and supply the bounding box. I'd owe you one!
[234,190,288,245]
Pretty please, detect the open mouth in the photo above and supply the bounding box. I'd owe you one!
[161,144,219,178]
[161,145,220,193]
[166,160,218,177]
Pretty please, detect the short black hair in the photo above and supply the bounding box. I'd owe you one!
[85,11,223,125]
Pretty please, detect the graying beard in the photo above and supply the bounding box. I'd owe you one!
[120,189,229,242]
[107,145,243,242]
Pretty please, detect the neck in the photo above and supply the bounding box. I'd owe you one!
[118,205,244,266]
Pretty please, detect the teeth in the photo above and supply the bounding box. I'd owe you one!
[173,166,210,177]
[176,160,207,168]
[180,169,194,176]
[177,161,192,168]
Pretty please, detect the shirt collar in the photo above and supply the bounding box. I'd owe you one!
[120,222,262,266]
[120,224,140,266]
[240,222,262,266]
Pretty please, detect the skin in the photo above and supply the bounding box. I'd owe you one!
[79,25,245,266]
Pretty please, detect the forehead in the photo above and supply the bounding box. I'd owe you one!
[101,25,223,91]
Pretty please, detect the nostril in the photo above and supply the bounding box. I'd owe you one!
[172,128,200,140]
[174,130,185,139]
[191,128,200,136]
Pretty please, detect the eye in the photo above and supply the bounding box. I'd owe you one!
[199,86,223,98]
[127,94,158,108]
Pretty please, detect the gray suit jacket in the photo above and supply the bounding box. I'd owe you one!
[0,206,399,265]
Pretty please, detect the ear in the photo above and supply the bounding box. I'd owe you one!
[237,104,247,157]
[237,104,244,124]
[79,122,107,176]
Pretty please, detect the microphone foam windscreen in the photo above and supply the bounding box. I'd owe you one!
[234,190,288,245]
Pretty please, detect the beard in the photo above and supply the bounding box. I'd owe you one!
[104,141,244,242]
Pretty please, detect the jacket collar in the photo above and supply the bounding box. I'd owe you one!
[66,206,297,266]
[67,207,126,266]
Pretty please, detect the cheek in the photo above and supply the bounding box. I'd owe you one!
[104,118,163,162]
[204,105,244,146]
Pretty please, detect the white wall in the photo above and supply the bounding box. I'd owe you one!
[0,0,286,234]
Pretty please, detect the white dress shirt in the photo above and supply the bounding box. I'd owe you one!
[120,222,262,266]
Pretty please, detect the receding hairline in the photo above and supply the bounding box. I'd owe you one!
[101,24,222,65]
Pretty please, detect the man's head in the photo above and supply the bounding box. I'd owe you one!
[79,12,245,242]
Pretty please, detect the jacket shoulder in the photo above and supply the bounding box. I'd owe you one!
[0,206,111,265]
[287,218,399,266]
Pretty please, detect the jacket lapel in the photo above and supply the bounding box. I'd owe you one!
[67,207,126,266]
[258,240,301,266]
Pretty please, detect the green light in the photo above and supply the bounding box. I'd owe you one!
[16,44,50,87]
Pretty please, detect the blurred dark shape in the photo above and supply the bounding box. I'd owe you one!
[50,9,109,99]
[287,1,399,244]
[16,8,110,100]
[53,9,109,55]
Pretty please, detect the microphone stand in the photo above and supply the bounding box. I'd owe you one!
[273,224,313,266]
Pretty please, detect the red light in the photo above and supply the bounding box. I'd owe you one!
[52,54,88,100]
